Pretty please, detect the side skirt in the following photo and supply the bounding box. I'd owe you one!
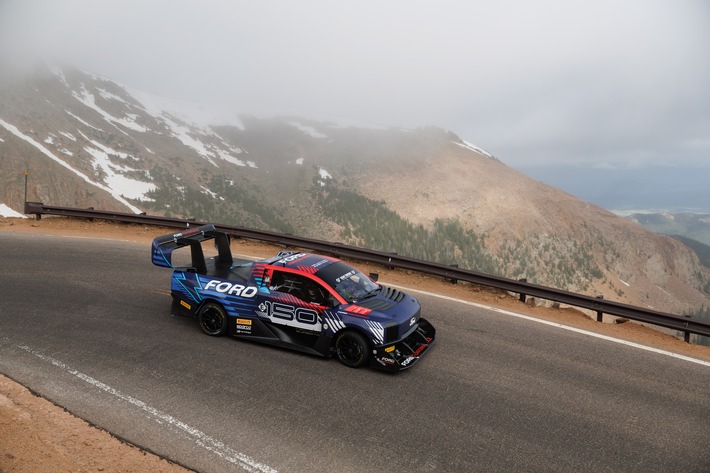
[228,316,333,358]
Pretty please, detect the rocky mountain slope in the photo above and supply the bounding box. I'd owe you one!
[1,64,708,316]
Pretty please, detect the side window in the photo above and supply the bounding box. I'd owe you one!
[302,279,332,307]
[270,271,332,306]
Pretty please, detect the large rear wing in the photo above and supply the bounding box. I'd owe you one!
[151,224,232,274]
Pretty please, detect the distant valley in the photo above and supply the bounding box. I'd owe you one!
[625,212,710,268]
[625,212,710,247]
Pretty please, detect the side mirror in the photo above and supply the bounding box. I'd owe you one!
[369,273,379,282]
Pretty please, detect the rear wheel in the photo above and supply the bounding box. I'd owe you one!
[198,302,228,336]
[335,331,370,368]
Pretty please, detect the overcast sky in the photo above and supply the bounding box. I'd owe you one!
[1,0,709,174]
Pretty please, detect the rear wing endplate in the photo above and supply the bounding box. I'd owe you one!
[151,224,232,274]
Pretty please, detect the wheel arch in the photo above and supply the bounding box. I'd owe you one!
[196,297,224,313]
[197,299,229,336]
[331,325,372,348]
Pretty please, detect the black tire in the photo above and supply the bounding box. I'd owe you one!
[198,301,228,336]
[335,330,370,368]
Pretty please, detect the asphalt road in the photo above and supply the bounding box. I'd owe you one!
[1,233,709,473]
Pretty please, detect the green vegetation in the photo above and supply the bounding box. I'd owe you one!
[316,186,497,274]
[494,231,604,291]
[138,166,294,234]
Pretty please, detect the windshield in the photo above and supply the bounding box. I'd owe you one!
[315,262,380,303]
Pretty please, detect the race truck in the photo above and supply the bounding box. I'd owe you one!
[151,225,435,371]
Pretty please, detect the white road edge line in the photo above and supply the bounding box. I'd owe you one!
[388,284,710,368]
[16,345,278,473]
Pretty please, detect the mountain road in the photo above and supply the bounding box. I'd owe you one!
[1,230,709,472]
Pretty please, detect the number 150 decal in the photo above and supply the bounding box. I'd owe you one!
[258,301,321,332]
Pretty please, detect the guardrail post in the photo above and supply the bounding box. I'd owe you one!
[518,278,527,303]
[684,316,692,343]
[596,295,604,322]
[23,170,29,207]
[449,264,459,284]
[24,201,44,219]
[386,252,397,270]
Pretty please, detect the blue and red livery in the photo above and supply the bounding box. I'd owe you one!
[151,225,435,370]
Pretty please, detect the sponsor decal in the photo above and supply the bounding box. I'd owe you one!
[203,280,258,298]
[379,357,396,364]
[257,301,322,332]
[276,252,307,265]
[335,270,356,283]
[236,320,252,334]
[236,318,253,334]
[411,343,427,358]
[180,300,192,310]
[401,343,430,366]
[172,228,200,239]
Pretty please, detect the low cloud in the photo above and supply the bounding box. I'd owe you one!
[1,0,708,170]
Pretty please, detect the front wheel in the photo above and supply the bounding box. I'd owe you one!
[198,302,228,336]
[335,331,370,368]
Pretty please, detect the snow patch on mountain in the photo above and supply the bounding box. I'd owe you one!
[97,87,129,104]
[288,121,328,139]
[77,130,156,201]
[0,118,144,213]
[127,87,245,130]
[157,114,217,165]
[454,139,492,158]
[82,145,156,201]
[65,110,105,132]
[48,65,69,88]
[127,99,252,169]
[200,185,224,201]
[317,167,332,186]
[72,84,148,133]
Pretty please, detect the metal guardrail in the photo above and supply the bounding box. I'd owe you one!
[24,201,710,342]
